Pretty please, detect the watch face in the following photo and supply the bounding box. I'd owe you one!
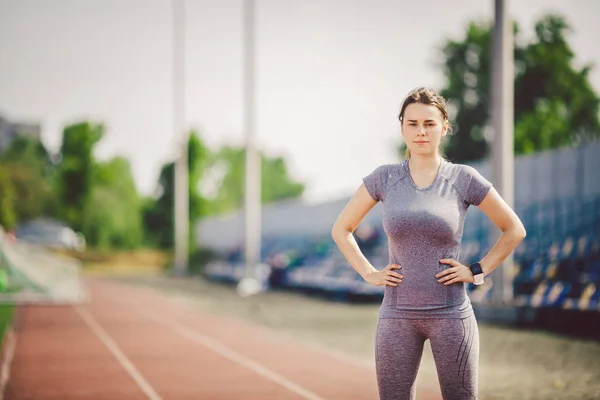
[470,262,483,275]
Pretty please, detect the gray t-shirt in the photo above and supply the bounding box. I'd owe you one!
[362,158,493,319]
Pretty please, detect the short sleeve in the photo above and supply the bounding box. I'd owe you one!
[362,165,388,202]
[463,165,493,206]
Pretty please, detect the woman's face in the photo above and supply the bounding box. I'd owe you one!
[401,103,448,157]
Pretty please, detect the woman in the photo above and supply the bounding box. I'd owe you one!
[331,87,526,400]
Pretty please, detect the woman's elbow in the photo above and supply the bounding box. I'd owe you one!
[331,227,342,242]
[513,222,527,242]
[330,227,337,241]
[331,225,349,243]
[501,219,526,243]
[520,227,527,241]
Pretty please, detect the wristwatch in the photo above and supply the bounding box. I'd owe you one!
[468,262,485,285]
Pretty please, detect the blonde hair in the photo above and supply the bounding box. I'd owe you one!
[398,87,452,160]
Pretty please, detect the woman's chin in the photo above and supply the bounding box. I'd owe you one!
[409,148,435,156]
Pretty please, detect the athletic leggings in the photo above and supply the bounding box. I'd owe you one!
[375,314,479,400]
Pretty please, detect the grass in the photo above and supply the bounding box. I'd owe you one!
[56,246,215,277]
[0,305,15,347]
[67,248,170,276]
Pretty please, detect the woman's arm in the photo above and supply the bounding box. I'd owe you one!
[331,184,402,287]
[476,187,527,277]
[437,186,527,285]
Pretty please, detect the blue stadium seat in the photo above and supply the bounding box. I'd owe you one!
[202,193,600,309]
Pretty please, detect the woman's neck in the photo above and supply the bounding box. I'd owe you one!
[408,154,442,173]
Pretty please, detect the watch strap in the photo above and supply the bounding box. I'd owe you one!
[469,262,484,285]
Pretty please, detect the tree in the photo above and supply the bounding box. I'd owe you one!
[0,136,56,223]
[85,157,144,249]
[0,162,55,222]
[0,135,50,169]
[203,146,244,215]
[143,130,212,249]
[54,121,146,249]
[404,14,600,162]
[0,167,16,230]
[56,122,103,231]
[142,162,175,248]
[188,132,212,222]
[143,132,306,249]
[205,146,305,216]
[262,155,305,206]
[514,15,600,152]
[436,19,495,162]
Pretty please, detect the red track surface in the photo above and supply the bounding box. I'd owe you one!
[4,280,442,400]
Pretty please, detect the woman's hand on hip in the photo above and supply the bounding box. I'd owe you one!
[436,259,473,285]
[364,264,403,287]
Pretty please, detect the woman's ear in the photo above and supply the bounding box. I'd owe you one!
[442,120,449,136]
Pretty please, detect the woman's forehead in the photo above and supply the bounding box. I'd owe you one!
[404,103,443,120]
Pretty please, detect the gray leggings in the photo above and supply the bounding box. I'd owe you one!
[375,314,479,400]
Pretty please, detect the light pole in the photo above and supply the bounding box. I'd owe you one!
[490,0,514,304]
[172,0,189,277]
[239,0,262,296]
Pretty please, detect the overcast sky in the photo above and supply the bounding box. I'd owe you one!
[1,0,598,203]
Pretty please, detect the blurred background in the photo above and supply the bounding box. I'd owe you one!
[0,0,599,399]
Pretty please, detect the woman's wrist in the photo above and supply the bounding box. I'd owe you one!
[359,265,378,279]
[479,260,491,277]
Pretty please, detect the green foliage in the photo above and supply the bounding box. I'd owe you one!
[143,131,212,249]
[421,13,600,162]
[56,122,103,231]
[0,167,16,230]
[0,136,56,226]
[0,162,55,222]
[514,15,600,151]
[204,146,305,216]
[143,162,175,248]
[143,132,305,251]
[0,135,50,169]
[438,19,494,162]
[52,121,145,249]
[0,305,15,346]
[85,157,143,249]
[262,156,305,205]
[0,121,304,253]
[187,131,212,225]
[204,146,244,215]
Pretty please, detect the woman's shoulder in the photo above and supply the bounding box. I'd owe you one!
[440,160,492,203]
[367,161,408,181]
[440,160,483,182]
[362,162,407,201]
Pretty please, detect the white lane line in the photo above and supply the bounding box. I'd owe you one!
[128,304,327,400]
[74,307,162,400]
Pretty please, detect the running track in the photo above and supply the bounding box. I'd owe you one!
[3,279,441,399]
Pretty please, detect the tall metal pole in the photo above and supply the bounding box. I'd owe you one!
[490,0,514,304]
[172,0,189,276]
[243,0,261,282]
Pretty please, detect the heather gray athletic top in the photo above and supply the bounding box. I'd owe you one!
[363,158,493,319]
